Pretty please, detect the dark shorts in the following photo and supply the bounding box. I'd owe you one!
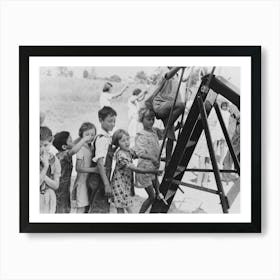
[87,173,110,213]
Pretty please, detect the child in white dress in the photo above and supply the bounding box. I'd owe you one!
[72,122,96,213]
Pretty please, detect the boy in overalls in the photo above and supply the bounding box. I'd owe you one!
[87,106,117,213]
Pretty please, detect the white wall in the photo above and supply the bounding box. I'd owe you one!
[0,0,279,279]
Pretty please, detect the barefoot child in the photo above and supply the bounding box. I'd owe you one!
[111,129,161,213]
[71,122,97,213]
[52,131,92,213]
[40,126,61,213]
[88,106,117,213]
[134,107,165,213]
[145,67,190,165]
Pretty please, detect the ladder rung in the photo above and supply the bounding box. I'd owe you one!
[170,179,220,195]
[176,166,238,174]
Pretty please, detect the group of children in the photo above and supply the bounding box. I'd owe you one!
[40,105,163,214]
[40,66,240,214]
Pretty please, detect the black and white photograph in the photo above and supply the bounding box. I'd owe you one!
[20,46,260,232]
[39,66,240,215]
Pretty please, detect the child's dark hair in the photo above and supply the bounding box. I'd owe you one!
[53,131,70,151]
[132,88,142,96]
[112,129,129,147]
[103,82,113,92]
[98,106,117,121]
[40,126,52,142]
[138,106,155,123]
[221,101,228,108]
[78,122,96,138]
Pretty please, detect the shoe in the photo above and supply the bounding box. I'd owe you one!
[186,140,196,148]
[175,122,183,131]
[157,193,168,205]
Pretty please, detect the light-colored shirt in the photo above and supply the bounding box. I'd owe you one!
[92,129,112,164]
[99,92,112,108]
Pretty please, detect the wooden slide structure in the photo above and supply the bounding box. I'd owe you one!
[151,68,240,214]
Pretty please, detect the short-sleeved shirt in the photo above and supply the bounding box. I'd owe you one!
[92,129,112,165]
[99,92,112,108]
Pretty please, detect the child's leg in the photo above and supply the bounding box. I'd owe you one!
[139,185,156,213]
[116,207,125,214]
[171,102,185,125]
[76,207,85,213]
[219,139,226,166]
[152,178,160,197]
[165,103,185,164]
[202,157,210,187]
[197,156,206,186]
[166,138,174,166]
[126,206,134,213]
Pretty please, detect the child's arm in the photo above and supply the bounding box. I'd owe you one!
[181,67,192,82]
[76,166,99,174]
[68,135,92,156]
[165,67,182,80]
[40,165,48,185]
[111,85,129,99]
[74,158,98,174]
[43,157,61,191]
[97,158,111,196]
[134,91,147,102]
[40,152,49,185]
[44,174,60,190]
[132,148,159,167]
[127,163,162,175]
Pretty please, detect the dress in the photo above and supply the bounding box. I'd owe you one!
[40,155,61,213]
[195,109,218,158]
[55,150,73,213]
[133,128,163,188]
[111,149,135,208]
[99,92,112,108]
[72,145,92,208]
[127,96,142,140]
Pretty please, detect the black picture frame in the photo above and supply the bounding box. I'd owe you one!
[20,46,261,233]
